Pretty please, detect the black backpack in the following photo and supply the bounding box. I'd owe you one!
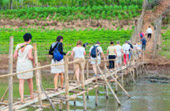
[91,45,99,58]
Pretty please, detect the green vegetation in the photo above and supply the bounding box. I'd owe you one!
[0,28,132,60]
[160,30,170,58]
[0,0,143,9]
[0,5,141,21]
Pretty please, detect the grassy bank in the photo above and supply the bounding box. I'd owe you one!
[160,30,170,58]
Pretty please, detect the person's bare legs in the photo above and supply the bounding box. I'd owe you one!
[92,64,97,75]
[59,73,64,89]
[54,74,59,90]
[27,78,34,99]
[19,79,24,103]
[75,67,80,82]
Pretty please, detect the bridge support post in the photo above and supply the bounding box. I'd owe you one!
[8,36,14,111]
[64,56,70,111]
[81,59,87,111]
[86,60,89,100]
[33,43,42,107]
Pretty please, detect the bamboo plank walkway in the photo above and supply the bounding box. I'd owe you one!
[0,61,144,111]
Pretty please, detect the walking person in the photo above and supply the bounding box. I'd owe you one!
[49,36,67,91]
[89,42,105,76]
[14,33,34,103]
[140,31,144,39]
[122,41,131,65]
[71,40,86,82]
[107,41,117,70]
[128,40,133,60]
[141,37,147,51]
[114,41,123,69]
[137,41,142,59]
[146,26,152,41]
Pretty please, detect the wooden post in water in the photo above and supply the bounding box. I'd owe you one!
[33,43,42,106]
[8,36,14,111]
[81,59,87,111]
[64,56,70,111]
[86,60,89,100]
[105,85,109,100]
[95,58,98,107]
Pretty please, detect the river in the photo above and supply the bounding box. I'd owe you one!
[68,79,170,111]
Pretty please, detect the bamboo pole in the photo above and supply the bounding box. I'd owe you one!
[8,36,14,111]
[64,56,70,111]
[97,65,121,106]
[1,88,9,102]
[81,59,87,111]
[33,43,42,106]
[105,85,109,100]
[95,55,98,107]
[59,100,63,111]
[105,66,130,98]
[0,59,82,78]
[86,61,89,100]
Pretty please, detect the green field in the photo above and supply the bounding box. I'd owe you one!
[0,28,132,60]
[0,5,141,21]
[0,0,143,9]
[160,30,170,58]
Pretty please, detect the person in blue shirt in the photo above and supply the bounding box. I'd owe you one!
[141,37,147,51]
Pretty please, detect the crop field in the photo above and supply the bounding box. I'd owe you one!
[0,28,132,61]
[160,30,170,58]
[0,0,143,9]
[0,5,141,21]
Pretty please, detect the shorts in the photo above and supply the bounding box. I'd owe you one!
[116,56,122,64]
[90,57,101,65]
[147,33,152,38]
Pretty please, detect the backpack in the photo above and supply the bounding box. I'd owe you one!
[140,33,143,38]
[53,42,64,61]
[142,38,146,45]
[91,45,99,58]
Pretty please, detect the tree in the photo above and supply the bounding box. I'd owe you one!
[10,0,12,9]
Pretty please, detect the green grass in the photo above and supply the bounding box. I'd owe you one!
[160,30,170,58]
[0,5,141,21]
[0,28,132,61]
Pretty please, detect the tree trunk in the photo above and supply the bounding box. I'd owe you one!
[10,0,13,9]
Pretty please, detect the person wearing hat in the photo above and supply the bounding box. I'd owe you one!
[89,41,105,76]
[14,33,34,103]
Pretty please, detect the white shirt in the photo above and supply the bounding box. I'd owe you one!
[114,45,122,57]
[122,43,131,54]
[73,47,85,58]
[89,44,103,59]
[146,28,152,34]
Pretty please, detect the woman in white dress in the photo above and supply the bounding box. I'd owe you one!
[14,33,34,103]
[71,40,86,82]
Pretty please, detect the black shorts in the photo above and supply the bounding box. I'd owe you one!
[147,33,152,38]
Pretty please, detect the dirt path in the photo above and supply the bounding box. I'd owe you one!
[142,0,170,62]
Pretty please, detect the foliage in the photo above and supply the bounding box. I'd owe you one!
[0,5,141,21]
[160,30,170,58]
[0,0,143,9]
[0,28,132,58]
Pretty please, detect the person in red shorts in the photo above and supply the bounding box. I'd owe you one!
[122,41,131,65]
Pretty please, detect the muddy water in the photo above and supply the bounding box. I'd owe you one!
[69,79,170,111]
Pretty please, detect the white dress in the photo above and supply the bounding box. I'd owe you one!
[16,44,33,79]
